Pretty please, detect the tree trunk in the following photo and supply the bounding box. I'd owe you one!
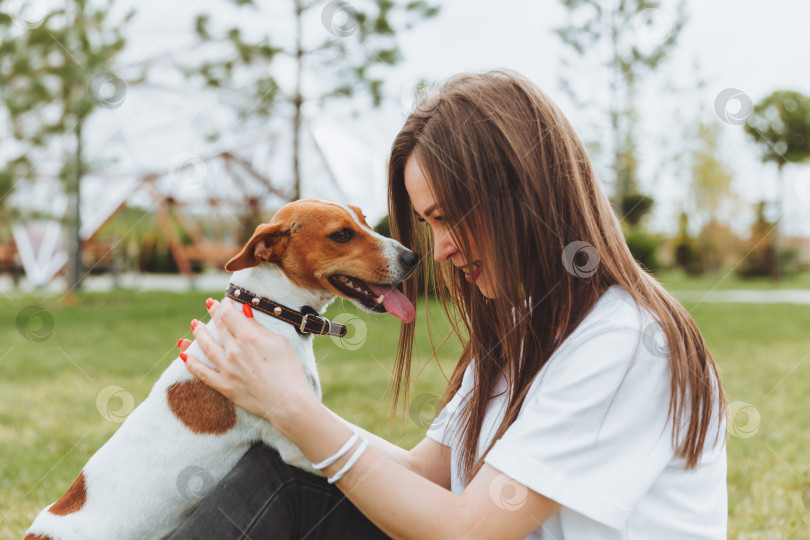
[773,164,784,281]
[609,3,622,217]
[67,121,84,291]
[292,0,303,201]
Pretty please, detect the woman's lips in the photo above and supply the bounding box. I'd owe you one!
[461,261,482,282]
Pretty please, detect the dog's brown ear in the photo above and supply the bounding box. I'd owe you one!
[225,223,290,272]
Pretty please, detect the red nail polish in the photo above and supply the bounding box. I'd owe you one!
[179,352,187,362]
[242,304,253,318]
[206,298,214,309]
[176,338,183,348]
[191,319,198,331]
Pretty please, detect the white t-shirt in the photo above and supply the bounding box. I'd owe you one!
[426,285,727,539]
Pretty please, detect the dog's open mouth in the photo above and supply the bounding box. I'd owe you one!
[328,275,415,323]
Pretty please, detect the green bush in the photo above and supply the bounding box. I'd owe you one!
[621,193,655,227]
[624,228,661,272]
[674,238,704,275]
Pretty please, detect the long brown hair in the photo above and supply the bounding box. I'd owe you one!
[387,70,725,483]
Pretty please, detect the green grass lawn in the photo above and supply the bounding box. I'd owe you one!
[1,284,809,538]
[656,268,810,291]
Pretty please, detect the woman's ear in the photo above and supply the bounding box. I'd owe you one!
[224,223,291,272]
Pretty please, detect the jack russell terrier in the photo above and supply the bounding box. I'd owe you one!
[25,199,419,540]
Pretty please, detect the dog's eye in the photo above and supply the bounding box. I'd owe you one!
[329,228,354,243]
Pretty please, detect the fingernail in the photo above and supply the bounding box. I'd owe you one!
[179,352,187,362]
[206,298,214,309]
[242,304,253,318]
[176,338,183,348]
[191,319,198,331]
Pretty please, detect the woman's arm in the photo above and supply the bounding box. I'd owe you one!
[275,393,559,540]
[181,334,452,488]
[324,406,452,489]
[185,299,559,539]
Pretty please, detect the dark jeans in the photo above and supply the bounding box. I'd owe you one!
[170,443,391,540]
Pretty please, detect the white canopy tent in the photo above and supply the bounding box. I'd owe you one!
[6,79,391,286]
[2,0,410,287]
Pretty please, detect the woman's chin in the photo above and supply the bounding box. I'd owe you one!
[475,280,498,299]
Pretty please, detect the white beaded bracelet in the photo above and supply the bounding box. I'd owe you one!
[327,437,369,485]
[311,431,359,470]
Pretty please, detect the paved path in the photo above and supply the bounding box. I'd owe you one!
[671,289,810,305]
[0,272,231,298]
[2,274,810,305]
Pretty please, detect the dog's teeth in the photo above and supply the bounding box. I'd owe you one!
[375,294,385,304]
[339,276,348,283]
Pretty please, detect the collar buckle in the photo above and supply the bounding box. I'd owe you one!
[300,313,329,335]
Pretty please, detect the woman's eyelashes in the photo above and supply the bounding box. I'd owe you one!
[416,215,444,223]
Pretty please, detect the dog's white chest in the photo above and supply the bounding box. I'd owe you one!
[25,297,324,540]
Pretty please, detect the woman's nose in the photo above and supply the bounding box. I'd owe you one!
[433,229,457,262]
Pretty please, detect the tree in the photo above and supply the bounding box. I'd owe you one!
[554,0,687,218]
[0,0,134,291]
[673,211,701,274]
[689,121,735,227]
[736,201,777,279]
[190,0,440,201]
[744,90,810,279]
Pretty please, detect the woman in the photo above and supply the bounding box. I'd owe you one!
[172,70,727,539]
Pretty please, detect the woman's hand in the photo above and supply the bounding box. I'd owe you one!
[180,298,317,426]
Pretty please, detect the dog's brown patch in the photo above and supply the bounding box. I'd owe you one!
[167,378,237,434]
[25,534,56,540]
[47,471,87,516]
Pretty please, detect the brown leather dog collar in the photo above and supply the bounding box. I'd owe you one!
[225,283,347,338]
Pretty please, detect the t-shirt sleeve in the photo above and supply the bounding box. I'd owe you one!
[425,392,463,447]
[483,320,675,530]
[426,362,475,447]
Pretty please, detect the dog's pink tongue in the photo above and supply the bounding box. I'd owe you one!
[366,283,415,323]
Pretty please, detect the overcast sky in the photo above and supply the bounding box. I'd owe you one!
[129,0,810,234]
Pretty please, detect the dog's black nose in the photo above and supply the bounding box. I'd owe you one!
[399,250,420,269]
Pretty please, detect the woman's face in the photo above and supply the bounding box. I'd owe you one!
[403,153,497,299]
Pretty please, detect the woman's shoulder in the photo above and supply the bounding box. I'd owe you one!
[567,284,658,343]
[539,285,668,384]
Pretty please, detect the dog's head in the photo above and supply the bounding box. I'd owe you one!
[225,199,419,323]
